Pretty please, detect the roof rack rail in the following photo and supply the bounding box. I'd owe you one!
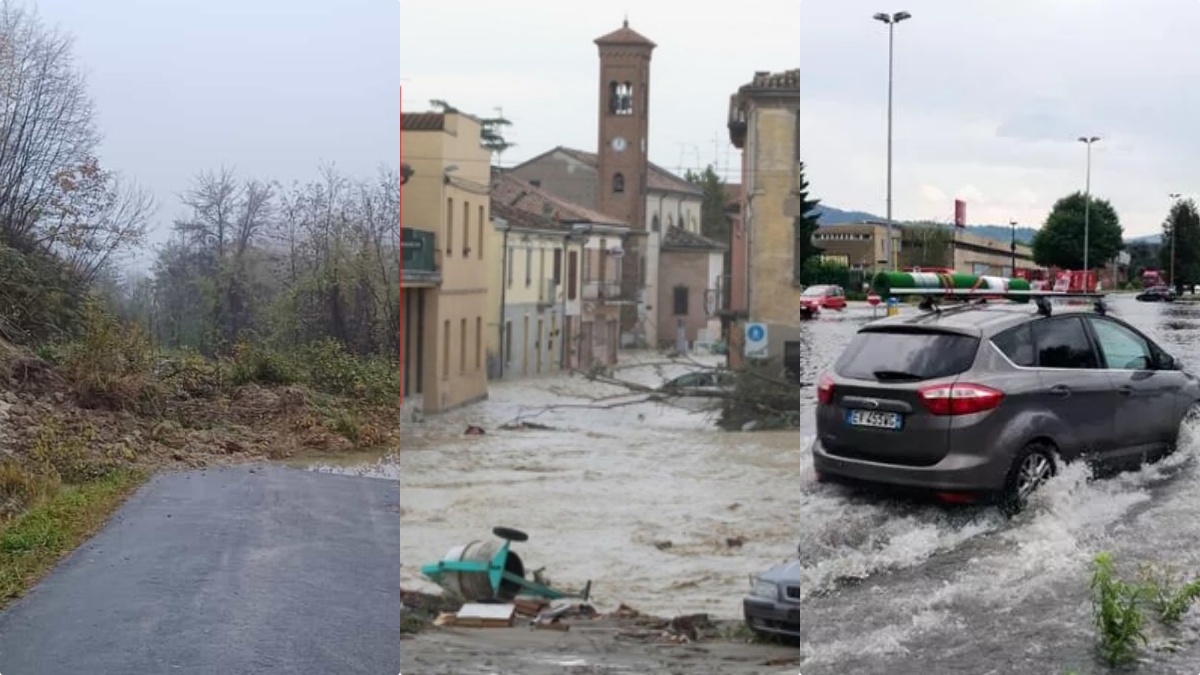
[886,288,1109,318]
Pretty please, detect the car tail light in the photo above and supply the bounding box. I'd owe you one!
[918,383,1004,416]
[817,374,835,405]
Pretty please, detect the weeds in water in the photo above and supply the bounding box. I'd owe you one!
[1090,552,1148,666]
[1139,563,1200,625]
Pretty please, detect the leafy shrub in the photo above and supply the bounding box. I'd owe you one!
[157,348,225,399]
[300,338,398,405]
[226,342,299,387]
[0,243,84,345]
[56,295,162,411]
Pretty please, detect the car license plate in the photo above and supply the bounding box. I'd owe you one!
[845,409,902,430]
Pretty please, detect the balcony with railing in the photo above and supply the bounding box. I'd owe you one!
[401,228,440,286]
[581,279,622,301]
[714,273,747,319]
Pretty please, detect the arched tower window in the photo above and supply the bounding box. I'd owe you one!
[651,214,660,232]
[610,81,633,115]
[613,172,625,193]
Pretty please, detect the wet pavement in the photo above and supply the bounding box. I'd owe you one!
[0,465,401,675]
[348,294,1200,673]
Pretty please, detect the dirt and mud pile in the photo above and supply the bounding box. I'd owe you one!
[0,337,396,512]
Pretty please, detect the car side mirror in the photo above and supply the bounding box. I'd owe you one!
[1158,353,1177,371]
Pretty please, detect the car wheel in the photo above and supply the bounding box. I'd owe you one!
[1165,403,1200,458]
[998,441,1057,516]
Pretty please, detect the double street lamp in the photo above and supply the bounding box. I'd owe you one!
[874,10,912,269]
[1078,136,1100,277]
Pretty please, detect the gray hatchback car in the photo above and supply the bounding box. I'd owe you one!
[810,301,1200,512]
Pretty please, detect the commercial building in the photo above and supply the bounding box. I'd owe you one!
[813,222,1037,279]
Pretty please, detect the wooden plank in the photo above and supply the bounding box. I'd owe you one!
[513,598,548,617]
[452,618,512,628]
[455,603,515,628]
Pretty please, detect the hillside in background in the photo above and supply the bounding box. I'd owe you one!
[815,205,1037,244]
[817,205,1157,245]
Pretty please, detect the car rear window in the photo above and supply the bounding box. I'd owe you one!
[834,329,980,381]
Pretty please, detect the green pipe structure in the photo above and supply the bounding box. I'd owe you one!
[872,271,1032,299]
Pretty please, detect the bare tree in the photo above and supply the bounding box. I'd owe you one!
[175,167,239,259]
[0,1,99,249]
[38,157,154,283]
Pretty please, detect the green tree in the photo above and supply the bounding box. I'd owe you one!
[684,165,730,242]
[1161,198,1200,294]
[1125,239,1162,283]
[899,223,954,269]
[1032,192,1124,270]
[793,161,822,281]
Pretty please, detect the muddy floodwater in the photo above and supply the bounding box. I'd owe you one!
[316,295,1200,673]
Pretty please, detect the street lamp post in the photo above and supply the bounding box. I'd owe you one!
[1078,136,1100,281]
[1009,220,1017,275]
[1170,192,1181,290]
[874,10,912,270]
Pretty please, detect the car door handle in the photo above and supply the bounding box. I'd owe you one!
[1050,384,1072,398]
[1117,385,1133,397]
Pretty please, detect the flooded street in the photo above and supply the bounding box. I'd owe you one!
[325,295,1200,673]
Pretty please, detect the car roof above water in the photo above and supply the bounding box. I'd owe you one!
[861,302,1092,337]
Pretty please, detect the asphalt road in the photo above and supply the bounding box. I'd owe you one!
[0,465,400,675]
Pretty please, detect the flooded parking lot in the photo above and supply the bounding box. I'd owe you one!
[322,295,1200,673]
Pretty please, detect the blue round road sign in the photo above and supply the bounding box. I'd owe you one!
[747,324,765,342]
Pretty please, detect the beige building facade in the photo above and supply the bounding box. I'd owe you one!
[728,69,806,326]
[811,222,903,275]
[489,171,629,374]
[657,227,725,348]
[400,111,491,414]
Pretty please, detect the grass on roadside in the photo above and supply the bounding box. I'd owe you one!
[0,468,147,610]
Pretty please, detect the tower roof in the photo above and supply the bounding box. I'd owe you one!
[594,19,656,48]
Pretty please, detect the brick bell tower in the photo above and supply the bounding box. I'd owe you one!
[594,19,655,337]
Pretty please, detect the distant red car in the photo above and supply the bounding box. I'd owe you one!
[799,284,847,319]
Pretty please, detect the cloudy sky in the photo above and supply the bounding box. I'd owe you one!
[36,0,399,251]
[403,0,1199,237]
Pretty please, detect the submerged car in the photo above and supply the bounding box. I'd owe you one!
[743,547,800,641]
[1136,285,1176,302]
[659,369,735,411]
[799,284,847,319]
[811,299,1200,513]
[660,369,735,396]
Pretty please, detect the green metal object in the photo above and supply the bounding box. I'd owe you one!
[872,271,1032,298]
[420,527,592,603]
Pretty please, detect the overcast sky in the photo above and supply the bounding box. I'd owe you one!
[36,0,400,252]
[403,0,1199,237]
